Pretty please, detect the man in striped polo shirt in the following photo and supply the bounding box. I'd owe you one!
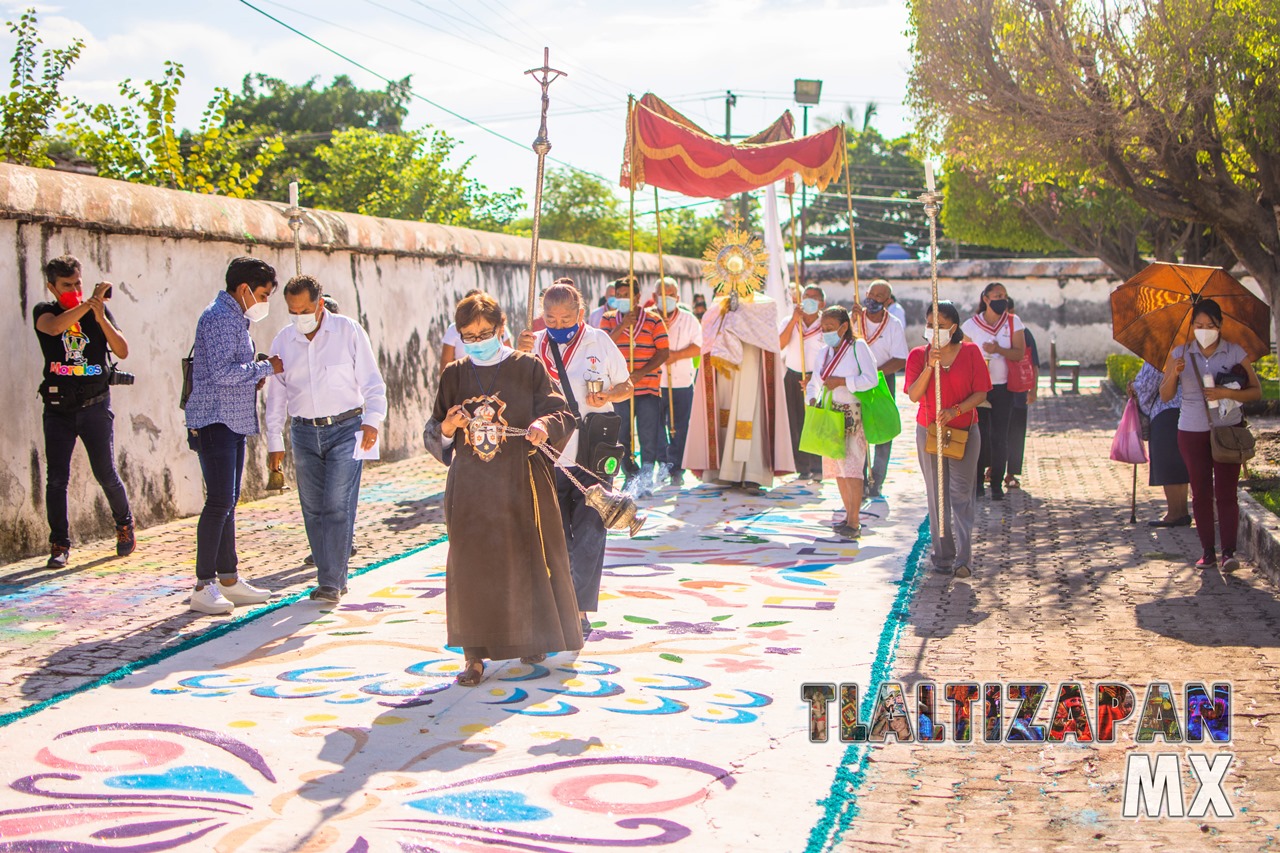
[603,277,669,495]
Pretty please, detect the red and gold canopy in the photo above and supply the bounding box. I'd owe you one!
[621,93,845,199]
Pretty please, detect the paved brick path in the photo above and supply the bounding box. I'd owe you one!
[839,388,1280,848]
[0,455,448,712]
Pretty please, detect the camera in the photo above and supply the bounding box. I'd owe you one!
[107,366,135,386]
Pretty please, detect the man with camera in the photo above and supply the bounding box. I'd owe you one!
[265,275,386,603]
[184,257,282,615]
[34,255,136,568]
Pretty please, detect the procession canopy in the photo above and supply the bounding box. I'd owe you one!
[621,93,845,199]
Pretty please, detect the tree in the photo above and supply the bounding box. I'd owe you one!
[224,73,411,200]
[908,0,1280,332]
[513,167,628,248]
[311,127,522,228]
[60,61,284,198]
[804,117,934,261]
[1,8,82,167]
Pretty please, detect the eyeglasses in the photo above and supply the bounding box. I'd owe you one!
[460,328,498,344]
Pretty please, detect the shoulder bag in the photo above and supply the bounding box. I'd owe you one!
[179,342,195,410]
[848,343,902,446]
[1191,352,1256,464]
[548,338,625,479]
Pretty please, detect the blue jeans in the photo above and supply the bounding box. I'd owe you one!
[292,417,364,590]
[194,423,246,581]
[660,385,695,479]
[43,398,132,547]
[614,395,664,483]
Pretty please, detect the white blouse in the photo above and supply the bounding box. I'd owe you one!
[806,337,879,407]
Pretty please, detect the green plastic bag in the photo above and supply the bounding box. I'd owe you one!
[799,388,847,459]
[855,370,902,446]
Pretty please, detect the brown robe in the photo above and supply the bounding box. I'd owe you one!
[425,351,583,660]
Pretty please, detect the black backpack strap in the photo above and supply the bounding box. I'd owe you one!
[547,338,581,420]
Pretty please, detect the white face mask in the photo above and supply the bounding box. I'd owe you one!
[1194,328,1219,348]
[924,326,954,343]
[241,290,270,323]
[292,307,321,335]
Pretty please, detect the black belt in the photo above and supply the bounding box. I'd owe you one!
[292,407,363,427]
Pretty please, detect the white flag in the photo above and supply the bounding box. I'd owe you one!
[762,182,794,308]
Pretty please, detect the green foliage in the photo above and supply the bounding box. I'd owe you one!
[60,61,284,198]
[1252,486,1280,517]
[1106,354,1144,393]
[941,168,1066,254]
[806,119,932,261]
[1,9,83,167]
[310,127,521,228]
[224,73,411,200]
[1255,355,1278,381]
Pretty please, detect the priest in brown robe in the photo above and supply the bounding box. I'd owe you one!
[424,292,583,686]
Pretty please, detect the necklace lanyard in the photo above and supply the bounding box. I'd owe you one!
[820,338,852,380]
[538,330,583,380]
[466,353,505,403]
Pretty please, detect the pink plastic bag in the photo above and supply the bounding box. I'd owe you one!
[1110,397,1148,464]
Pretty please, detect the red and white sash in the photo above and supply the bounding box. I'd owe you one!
[537,328,584,381]
[819,338,852,380]
[862,314,889,347]
[971,311,1012,338]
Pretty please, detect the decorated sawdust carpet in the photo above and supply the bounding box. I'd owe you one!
[0,465,927,851]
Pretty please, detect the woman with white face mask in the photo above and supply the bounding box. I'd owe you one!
[805,306,878,539]
[905,301,991,578]
[1159,299,1262,571]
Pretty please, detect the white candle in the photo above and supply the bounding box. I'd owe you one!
[289,181,299,208]
[924,162,935,192]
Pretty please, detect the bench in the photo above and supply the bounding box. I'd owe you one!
[1049,338,1080,395]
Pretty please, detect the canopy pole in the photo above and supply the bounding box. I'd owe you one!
[654,187,676,440]
[842,123,863,339]
[627,96,638,465]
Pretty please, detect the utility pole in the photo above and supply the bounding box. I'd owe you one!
[723,90,736,224]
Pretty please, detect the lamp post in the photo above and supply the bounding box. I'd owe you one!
[793,78,822,281]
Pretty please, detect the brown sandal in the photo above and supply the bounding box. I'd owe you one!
[455,659,485,686]
[519,653,547,665]
[1004,476,1020,489]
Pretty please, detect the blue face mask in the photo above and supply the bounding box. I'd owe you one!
[546,323,579,345]
[606,296,618,310]
[822,331,843,348]
[863,297,884,313]
[801,298,820,315]
[615,298,632,314]
[464,335,502,362]
[658,296,679,313]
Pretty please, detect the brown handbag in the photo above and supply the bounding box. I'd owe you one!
[1191,352,1256,464]
[926,422,969,460]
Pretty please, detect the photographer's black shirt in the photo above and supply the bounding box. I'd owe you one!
[33,301,116,402]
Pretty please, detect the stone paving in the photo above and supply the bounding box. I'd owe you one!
[838,388,1280,850]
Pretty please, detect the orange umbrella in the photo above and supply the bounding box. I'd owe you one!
[1111,262,1271,368]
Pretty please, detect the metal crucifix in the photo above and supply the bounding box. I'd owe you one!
[524,47,566,327]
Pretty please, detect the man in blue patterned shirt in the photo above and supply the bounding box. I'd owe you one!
[185,257,284,615]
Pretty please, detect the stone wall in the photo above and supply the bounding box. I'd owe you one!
[803,258,1271,368]
[0,164,701,561]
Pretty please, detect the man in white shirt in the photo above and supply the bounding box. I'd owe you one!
[654,278,703,488]
[851,280,909,498]
[266,275,387,603]
[587,282,615,329]
[778,284,827,480]
[869,279,907,328]
[518,281,633,639]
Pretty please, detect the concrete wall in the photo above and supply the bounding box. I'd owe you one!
[0,164,702,561]
[803,258,1271,368]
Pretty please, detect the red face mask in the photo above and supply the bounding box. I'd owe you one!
[57,291,82,310]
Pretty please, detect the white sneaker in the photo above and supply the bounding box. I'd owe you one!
[219,578,274,605]
[189,584,234,615]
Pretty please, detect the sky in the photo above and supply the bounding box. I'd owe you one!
[6,0,917,218]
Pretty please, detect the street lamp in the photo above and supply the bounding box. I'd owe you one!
[794,78,822,280]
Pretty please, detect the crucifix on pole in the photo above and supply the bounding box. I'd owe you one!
[524,47,566,328]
